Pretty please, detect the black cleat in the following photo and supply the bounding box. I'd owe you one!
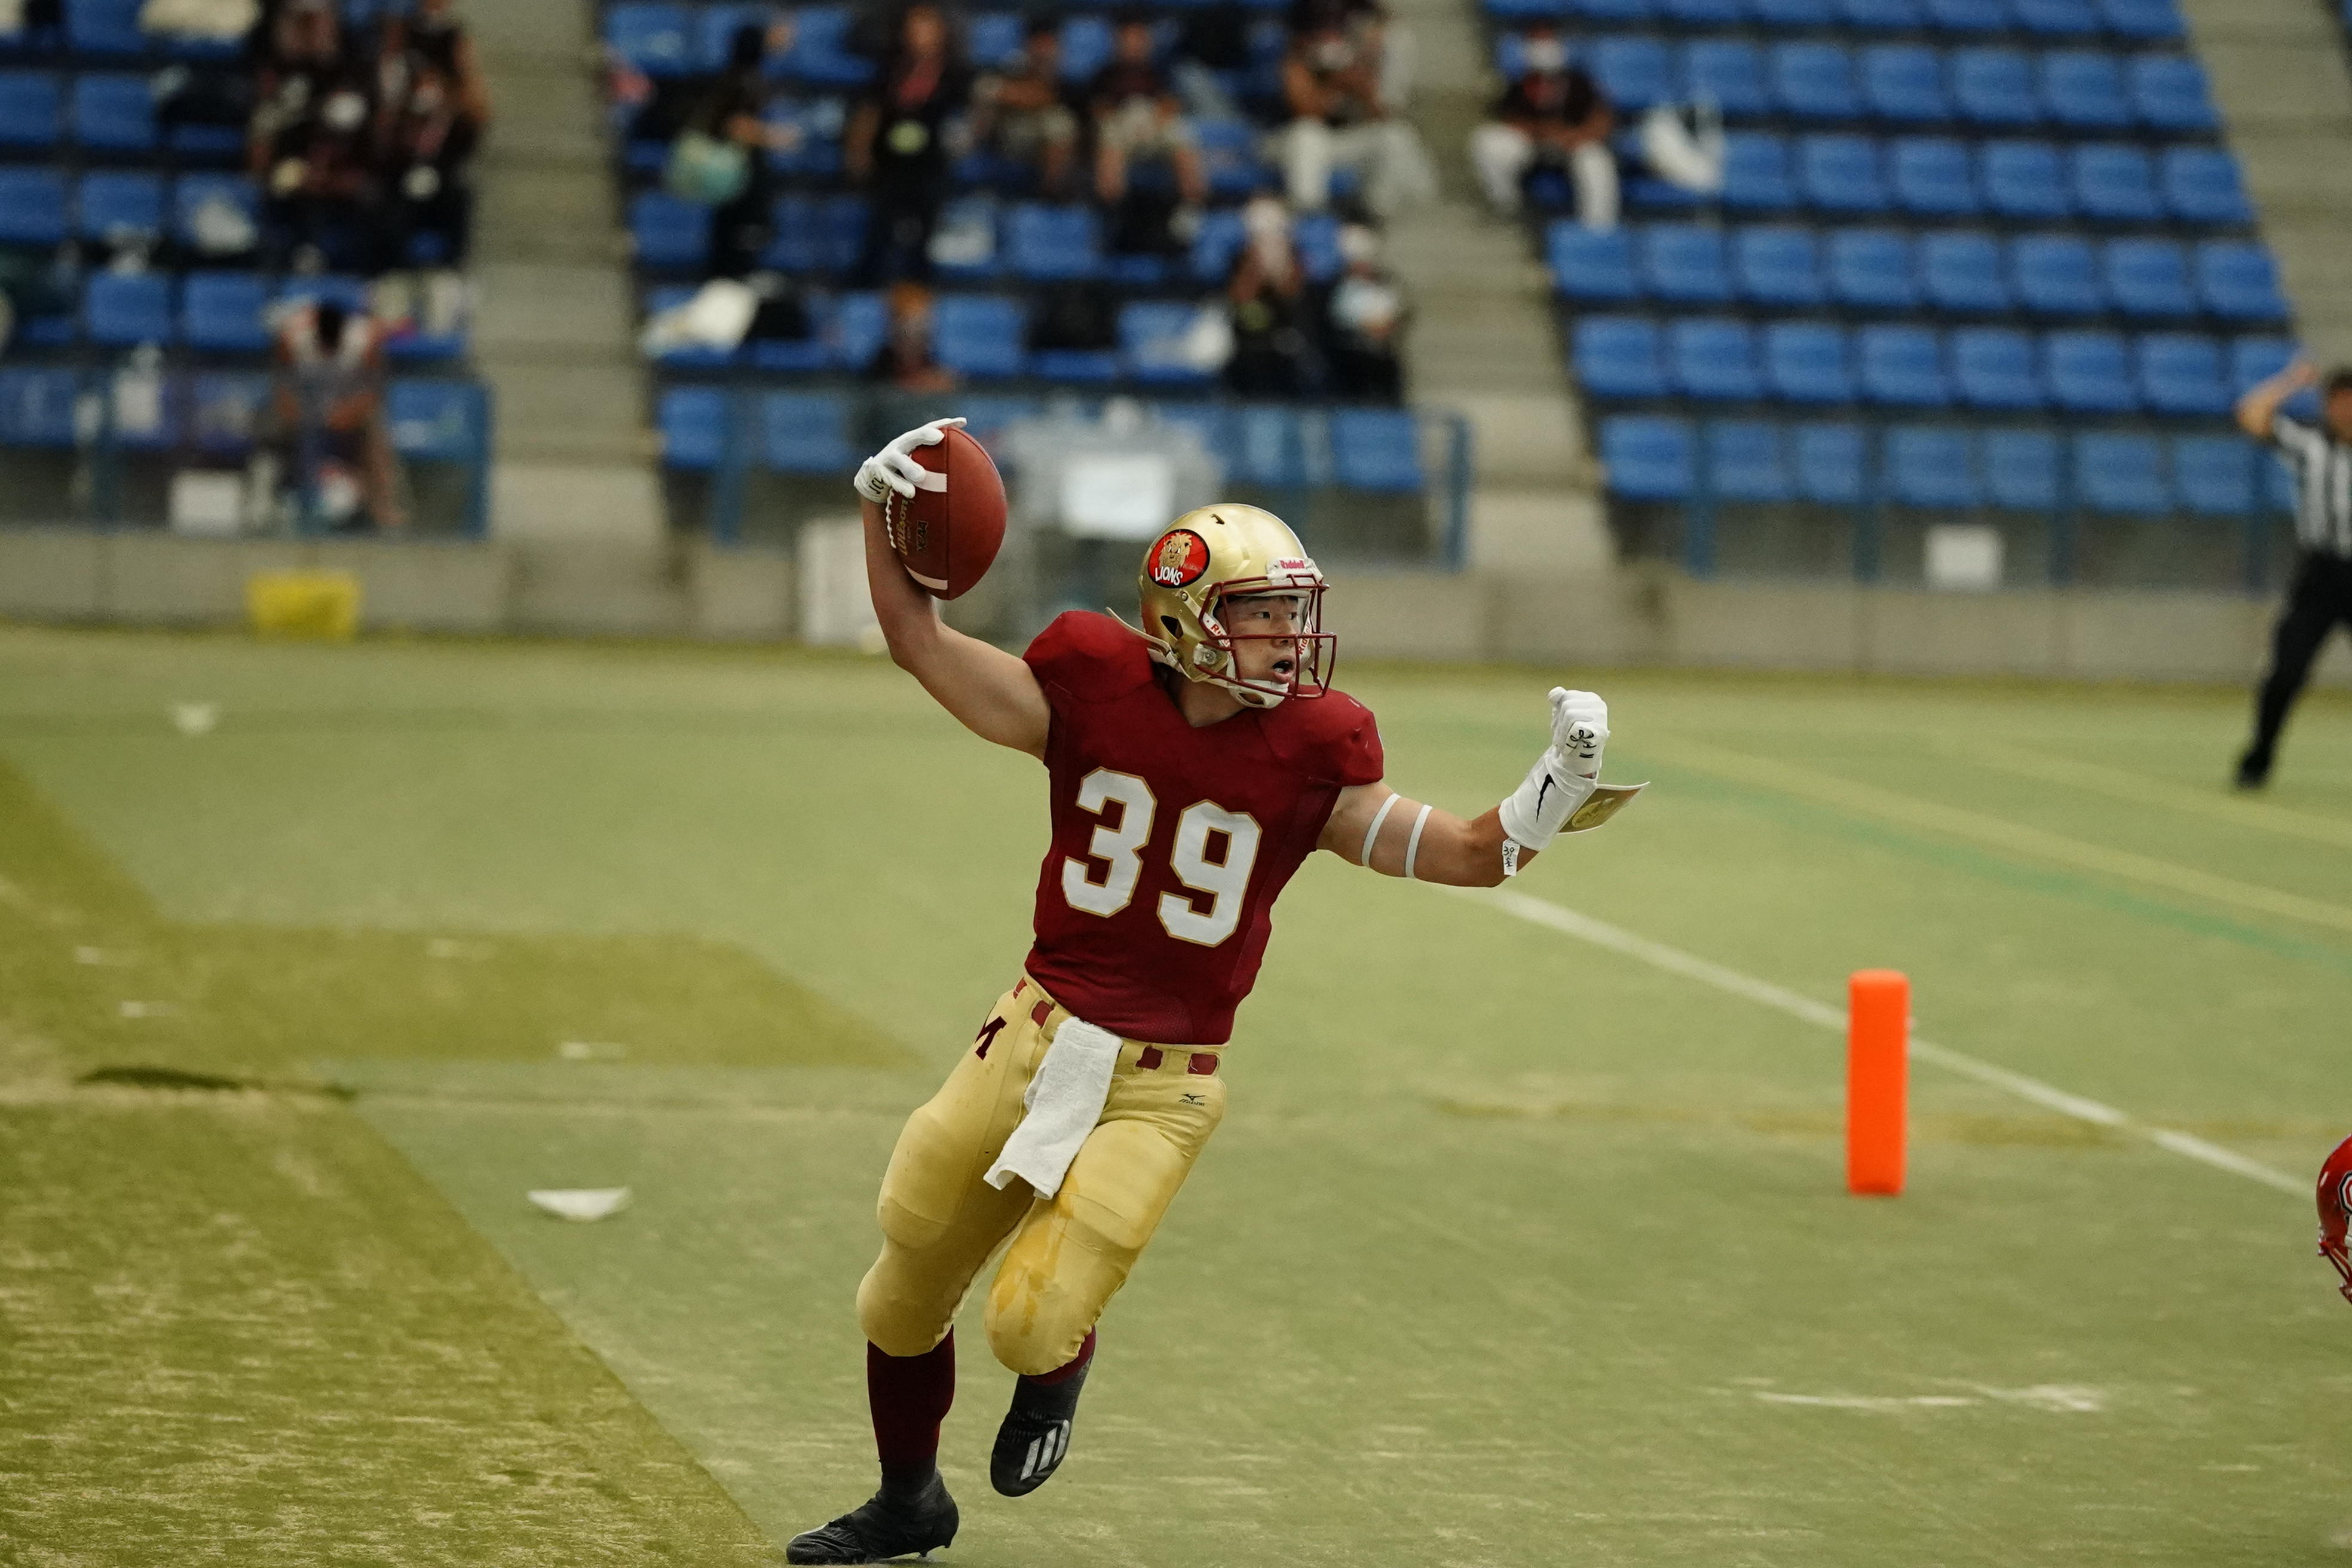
[990,1359,1091,1497]
[785,1475,958,1564]
[2235,748,2272,791]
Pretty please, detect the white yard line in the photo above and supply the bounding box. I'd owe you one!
[1470,887,2304,1197]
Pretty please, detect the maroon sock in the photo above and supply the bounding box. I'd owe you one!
[868,1334,956,1497]
[1024,1328,1095,1388]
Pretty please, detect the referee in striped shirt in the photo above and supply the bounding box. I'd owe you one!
[2234,357,2352,789]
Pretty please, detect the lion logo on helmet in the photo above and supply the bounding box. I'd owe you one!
[1149,529,1210,589]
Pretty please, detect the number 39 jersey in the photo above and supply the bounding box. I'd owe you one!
[1021,611,1384,1045]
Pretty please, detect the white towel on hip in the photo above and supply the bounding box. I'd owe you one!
[984,1016,1123,1199]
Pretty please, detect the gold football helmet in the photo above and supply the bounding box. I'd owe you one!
[1134,504,1333,708]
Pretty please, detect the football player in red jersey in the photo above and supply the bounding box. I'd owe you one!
[786,419,1634,1564]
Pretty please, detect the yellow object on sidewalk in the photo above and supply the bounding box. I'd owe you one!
[246,570,361,640]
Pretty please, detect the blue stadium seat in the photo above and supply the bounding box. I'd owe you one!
[745,293,834,372]
[659,386,727,470]
[2075,432,2170,513]
[2045,330,2137,412]
[2012,0,2100,34]
[2039,51,2132,131]
[1684,41,1771,119]
[1229,405,1309,488]
[1593,38,1675,112]
[2100,0,2183,40]
[1548,223,1641,302]
[1600,415,1695,500]
[2172,435,2254,516]
[172,173,258,254]
[782,7,877,85]
[2160,146,2252,228]
[181,271,270,353]
[1705,421,1792,503]
[629,191,710,271]
[1005,203,1102,280]
[691,5,772,72]
[1863,46,1949,124]
[2228,335,2298,397]
[2197,241,2289,323]
[1670,318,1763,400]
[1925,0,2009,30]
[1793,422,1867,503]
[0,368,82,448]
[933,295,1026,378]
[65,0,147,57]
[1799,134,1888,213]
[1661,0,1744,23]
[184,371,268,455]
[1581,0,1656,22]
[1029,344,1119,384]
[759,391,856,473]
[1773,43,1864,121]
[1195,120,1269,198]
[385,380,486,467]
[1920,231,2010,313]
[1984,428,2062,510]
[84,270,172,346]
[0,71,60,148]
[1484,0,1573,16]
[1885,425,1979,507]
[2103,239,2197,321]
[1891,137,1979,216]
[1723,133,1797,212]
[1642,225,1734,305]
[968,12,1027,70]
[1763,320,1855,403]
[1858,324,1949,406]
[831,290,888,369]
[1331,409,1425,492]
[2013,232,2107,315]
[276,274,369,317]
[1981,139,2069,219]
[71,74,155,151]
[1574,316,1669,400]
[1951,327,2042,408]
[1830,229,1918,310]
[2129,54,2216,133]
[1120,301,1217,385]
[2070,143,2161,223]
[605,4,696,75]
[0,167,65,245]
[1057,14,1114,82]
[2136,333,2229,415]
[1753,0,1840,23]
[1953,49,2038,127]
[2265,453,2298,516]
[77,170,161,244]
[1839,0,1928,26]
[1734,226,1826,307]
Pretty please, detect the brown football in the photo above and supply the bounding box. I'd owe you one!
[883,425,1007,600]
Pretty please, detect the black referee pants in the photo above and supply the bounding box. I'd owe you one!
[2248,552,2352,764]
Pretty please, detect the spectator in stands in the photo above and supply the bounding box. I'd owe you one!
[387,0,492,126]
[678,22,803,280]
[254,299,405,532]
[847,2,971,282]
[1278,5,1434,219]
[969,19,1081,199]
[1226,195,1316,397]
[1468,22,1614,225]
[1090,14,1208,214]
[256,73,381,272]
[868,281,957,392]
[1323,222,1405,403]
[2233,357,2352,789]
[369,59,479,274]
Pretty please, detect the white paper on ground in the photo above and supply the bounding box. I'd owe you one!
[528,1187,632,1221]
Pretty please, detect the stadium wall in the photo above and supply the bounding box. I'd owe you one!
[5,525,2346,688]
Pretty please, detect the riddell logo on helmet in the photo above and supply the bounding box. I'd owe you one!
[1149,529,1211,589]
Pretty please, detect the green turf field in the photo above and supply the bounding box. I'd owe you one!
[2,623,2348,1566]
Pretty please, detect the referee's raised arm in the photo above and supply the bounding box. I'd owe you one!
[2237,356,2320,441]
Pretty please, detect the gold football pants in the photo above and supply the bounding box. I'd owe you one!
[856,975,1227,1376]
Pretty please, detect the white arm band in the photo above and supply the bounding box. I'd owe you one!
[1358,791,1402,868]
[1402,803,1432,881]
[1496,748,1597,855]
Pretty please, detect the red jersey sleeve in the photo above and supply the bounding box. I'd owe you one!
[1022,611,1156,711]
[1266,690,1385,786]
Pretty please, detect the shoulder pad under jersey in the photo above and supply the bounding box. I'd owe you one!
[1022,611,1158,705]
[1263,690,1384,786]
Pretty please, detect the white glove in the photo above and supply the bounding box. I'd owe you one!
[1497,686,1610,856]
[853,416,964,504]
[1548,687,1608,779]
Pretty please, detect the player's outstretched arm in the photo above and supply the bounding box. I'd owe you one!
[1318,688,1612,886]
[856,421,1050,758]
